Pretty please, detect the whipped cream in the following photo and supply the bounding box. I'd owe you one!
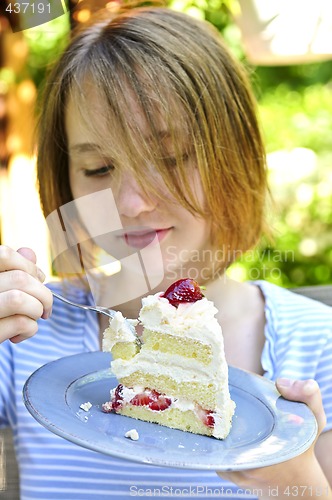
[139,294,219,334]
[103,289,235,438]
[102,311,138,352]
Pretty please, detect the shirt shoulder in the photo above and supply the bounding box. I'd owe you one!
[254,280,332,329]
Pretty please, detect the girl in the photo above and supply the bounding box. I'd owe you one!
[0,5,331,499]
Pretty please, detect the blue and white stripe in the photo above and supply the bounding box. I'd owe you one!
[0,280,331,499]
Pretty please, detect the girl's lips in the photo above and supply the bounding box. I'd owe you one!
[121,228,172,249]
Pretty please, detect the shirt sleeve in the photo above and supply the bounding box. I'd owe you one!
[0,340,15,428]
[316,329,332,432]
[258,281,332,433]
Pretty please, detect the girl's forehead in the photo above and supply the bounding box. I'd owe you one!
[67,83,149,136]
[66,80,188,155]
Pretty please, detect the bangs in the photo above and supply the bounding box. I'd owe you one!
[39,6,268,267]
[69,34,208,218]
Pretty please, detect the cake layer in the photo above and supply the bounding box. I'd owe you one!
[111,342,139,360]
[111,349,228,384]
[104,384,234,439]
[117,406,217,437]
[102,280,236,440]
[141,330,212,365]
[117,372,231,410]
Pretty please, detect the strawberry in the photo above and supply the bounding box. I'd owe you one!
[130,389,172,411]
[196,406,215,428]
[203,412,215,428]
[149,395,172,411]
[111,383,124,411]
[163,278,204,307]
[104,386,172,413]
[130,393,151,406]
[102,384,124,412]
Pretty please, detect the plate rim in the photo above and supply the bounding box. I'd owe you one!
[23,351,318,470]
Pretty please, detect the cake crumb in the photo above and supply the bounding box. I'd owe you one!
[125,429,139,441]
[80,402,92,412]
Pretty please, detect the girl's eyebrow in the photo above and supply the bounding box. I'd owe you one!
[69,131,179,155]
[69,143,101,154]
[155,130,170,140]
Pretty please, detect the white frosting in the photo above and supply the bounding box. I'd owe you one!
[102,311,138,351]
[110,386,199,413]
[112,294,228,386]
[110,384,233,438]
[111,349,228,383]
[103,290,235,438]
[139,295,221,341]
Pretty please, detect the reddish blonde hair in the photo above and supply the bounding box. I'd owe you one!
[37,5,268,272]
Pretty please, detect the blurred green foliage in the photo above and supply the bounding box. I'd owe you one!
[169,0,332,288]
[22,0,332,288]
[23,9,70,90]
[229,147,332,288]
[233,78,332,288]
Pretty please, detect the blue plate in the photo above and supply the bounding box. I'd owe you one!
[23,351,317,470]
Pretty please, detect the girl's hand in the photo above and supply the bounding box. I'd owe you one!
[276,378,326,434]
[217,379,332,499]
[0,246,53,344]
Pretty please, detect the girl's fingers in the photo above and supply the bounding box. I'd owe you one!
[0,269,53,319]
[16,247,37,263]
[0,290,45,320]
[0,246,45,282]
[0,315,39,344]
[0,246,52,344]
[276,378,327,434]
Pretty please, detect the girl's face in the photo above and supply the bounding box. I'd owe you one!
[65,90,214,283]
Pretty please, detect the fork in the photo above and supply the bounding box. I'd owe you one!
[51,290,117,320]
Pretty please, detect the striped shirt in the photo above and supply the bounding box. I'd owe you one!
[0,280,331,499]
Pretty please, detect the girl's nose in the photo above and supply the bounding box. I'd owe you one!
[115,172,156,218]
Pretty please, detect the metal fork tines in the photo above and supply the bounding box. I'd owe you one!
[51,291,116,319]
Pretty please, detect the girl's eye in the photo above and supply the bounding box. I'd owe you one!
[83,165,114,177]
[163,153,189,168]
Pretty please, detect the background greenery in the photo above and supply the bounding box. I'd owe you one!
[22,0,332,288]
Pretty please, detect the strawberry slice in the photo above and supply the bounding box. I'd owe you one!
[163,278,204,307]
[111,384,125,410]
[196,406,215,428]
[102,384,124,412]
[130,393,151,406]
[149,394,172,411]
[203,412,215,428]
[130,389,172,411]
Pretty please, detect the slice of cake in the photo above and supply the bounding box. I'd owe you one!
[102,278,235,439]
